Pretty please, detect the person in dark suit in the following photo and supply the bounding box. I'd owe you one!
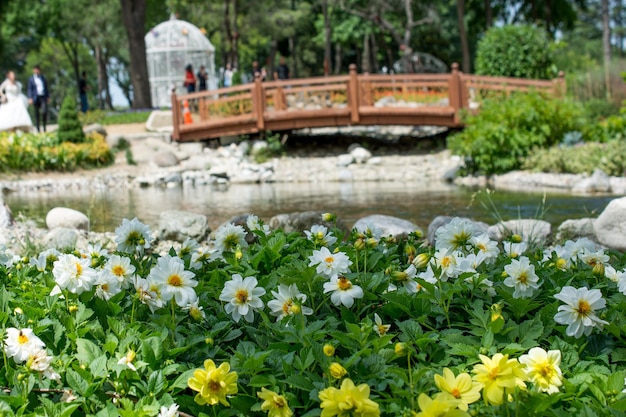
[27,65,50,133]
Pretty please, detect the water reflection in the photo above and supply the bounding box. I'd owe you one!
[4,182,614,233]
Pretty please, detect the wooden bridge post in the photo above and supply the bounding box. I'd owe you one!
[171,89,181,141]
[348,64,360,124]
[553,71,566,97]
[448,63,463,125]
[253,75,266,130]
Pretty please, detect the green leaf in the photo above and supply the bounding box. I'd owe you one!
[147,370,166,396]
[65,368,89,395]
[170,368,195,391]
[284,373,315,391]
[76,338,103,365]
[89,355,108,379]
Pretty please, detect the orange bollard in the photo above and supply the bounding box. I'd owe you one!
[183,100,193,124]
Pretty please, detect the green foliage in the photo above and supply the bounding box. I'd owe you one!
[78,110,152,126]
[475,25,555,79]
[252,132,285,163]
[57,95,86,144]
[448,93,585,175]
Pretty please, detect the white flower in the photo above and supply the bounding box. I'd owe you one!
[177,239,199,258]
[52,254,97,294]
[435,217,476,252]
[117,350,137,371]
[103,254,136,288]
[246,215,271,235]
[219,274,266,323]
[323,275,363,308]
[618,274,626,296]
[27,349,61,380]
[308,246,352,278]
[542,244,572,270]
[134,276,164,312]
[190,245,219,269]
[213,223,248,253]
[579,249,610,269]
[391,264,419,294]
[4,328,46,363]
[503,241,527,258]
[562,238,598,262]
[605,265,623,284]
[470,233,500,262]
[147,255,198,307]
[503,256,540,298]
[519,347,562,394]
[431,250,460,281]
[86,242,108,259]
[115,217,152,254]
[182,299,205,320]
[554,286,608,338]
[94,270,122,301]
[305,224,337,246]
[267,284,313,320]
[30,253,47,272]
[157,403,180,417]
[373,313,391,337]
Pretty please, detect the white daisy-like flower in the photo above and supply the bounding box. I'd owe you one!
[213,223,248,253]
[267,284,313,320]
[190,245,220,269]
[356,222,383,239]
[133,276,164,312]
[464,275,497,296]
[4,328,46,363]
[563,238,598,261]
[373,313,391,337]
[157,403,180,417]
[435,217,476,252]
[308,246,352,278]
[30,253,47,272]
[503,256,540,298]
[579,249,610,269]
[470,233,500,262]
[323,275,364,308]
[117,350,137,371]
[503,241,527,258]
[604,265,624,284]
[0,244,13,267]
[246,214,272,235]
[519,347,563,394]
[115,217,152,254]
[94,270,123,301]
[431,250,460,281]
[391,264,419,294]
[554,286,608,338]
[86,242,108,259]
[618,274,626,296]
[177,239,200,258]
[542,244,572,271]
[182,299,206,321]
[52,254,97,295]
[219,274,266,323]
[147,255,198,307]
[305,224,337,246]
[27,349,61,380]
[103,254,135,287]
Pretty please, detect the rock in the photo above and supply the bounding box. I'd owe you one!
[443,166,460,182]
[158,210,210,242]
[46,207,90,231]
[251,141,269,154]
[488,219,551,243]
[353,215,421,239]
[594,197,626,251]
[153,151,179,167]
[338,169,353,182]
[83,123,107,137]
[367,157,382,165]
[146,110,173,132]
[427,216,489,246]
[572,169,611,194]
[42,228,79,250]
[337,154,354,167]
[350,146,372,164]
[163,172,183,185]
[269,211,348,234]
[0,197,14,228]
[556,218,597,242]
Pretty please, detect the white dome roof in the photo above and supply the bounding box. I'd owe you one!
[145,14,215,53]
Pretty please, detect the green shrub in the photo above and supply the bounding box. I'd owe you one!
[583,114,626,142]
[584,98,621,121]
[57,95,86,143]
[448,92,585,175]
[475,24,554,79]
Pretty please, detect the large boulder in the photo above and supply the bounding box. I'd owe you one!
[572,169,611,194]
[488,219,551,243]
[353,215,421,239]
[594,197,626,251]
[556,218,597,243]
[427,216,489,246]
[153,151,179,168]
[0,197,14,228]
[350,146,372,164]
[42,228,79,251]
[83,123,107,137]
[158,210,210,242]
[269,211,348,234]
[46,207,90,231]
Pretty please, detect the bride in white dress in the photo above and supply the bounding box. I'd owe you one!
[0,71,33,132]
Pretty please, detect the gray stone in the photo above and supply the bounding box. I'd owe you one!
[353,215,421,239]
[158,210,210,242]
[164,172,183,184]
[269,211,348,234]
[0,197,14,228]
[443,166,460,182]
[153,151,179,167]
[146,110,173,132]
[83,123,107,137]
[43,228,79,250]
[594,197,626,251]
[367,157,382,165]
[46,207,90,231]
[338,169,353,182]
[488,219,551,243]
[337,154,354,167]
[427,216,489,246]
[350,146,372,164]
[556,218,597,242]
[572,169,611,194]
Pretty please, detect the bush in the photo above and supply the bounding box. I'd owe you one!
[475,25,554,79]
[583,114,626,143]
[448,92,585,175]
[57,95,86,144]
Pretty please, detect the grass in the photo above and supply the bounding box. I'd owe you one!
[79,109,153,126]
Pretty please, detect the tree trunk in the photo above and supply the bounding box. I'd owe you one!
[95,45,104,109]
[457,0,470,72]
[615,0,624,57]
[289,36,298,78]
[362,32,370,73]
[323,0,331,75]
[602,0,612,99]
[334,42,342,74]
[370,32,379,73]
[484,0,492,28]
[120,0,152,108]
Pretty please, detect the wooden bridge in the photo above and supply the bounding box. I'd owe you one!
[171,63,565,142]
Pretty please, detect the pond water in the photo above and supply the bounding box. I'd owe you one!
[4,182,614,233]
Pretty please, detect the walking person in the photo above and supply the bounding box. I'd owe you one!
[274,56,290,80]
[0,70,33,132]
[79,71,89,113]
[183,64,196,93]
[197,66,208,91]
[223,63,234,88]
[27,65,50,133]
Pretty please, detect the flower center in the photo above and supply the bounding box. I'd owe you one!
[208,379,223,392]
[477,243,486,251]
[101,283,109,292]
[127,230,142,245]
[450,388,461,398]
[576,300,591,316]
[452,231,471,248]
[112,265,125,276]
[75,262,83,276]
[18,332,28,345]
[377,324,388,335]
[235,289,249,304]
[324,256,334,265]
[441,256,452,268]
[337,276,352,291]
[538,363,555,378]
[273,395,286,408]
[487,366,500,380]
[518,272,528,284]
[282,300,293,315]
[224,234,239,251]
[168,274,183,287]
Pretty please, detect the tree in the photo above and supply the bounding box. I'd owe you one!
[57,95,86,143]
[602,0,611,98]
[120,0,152,108]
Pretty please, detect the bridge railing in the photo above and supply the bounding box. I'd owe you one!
[171,64,566,141]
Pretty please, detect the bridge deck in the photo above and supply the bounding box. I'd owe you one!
[171,64,565,142]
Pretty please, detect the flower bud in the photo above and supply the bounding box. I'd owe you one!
[323,344,335,357]
[394,342,408,356]
[322,213,336,222]
[290,304,301,315]
[413,229,424,239]
[235,248,243,260]
[510,234,522,243]
[329,362,347,379]
[13,307,23,315]
[592,263,605,277]
[412,253,430,269]
[205,337,214,345]
[366,237,378,248]
[354,239,365,251]
[391,271,408,282]
[405,245,417,259]
[189,306,204,321]
[490,303,503,322]
[556,258,568,270]
[69,305,79,313]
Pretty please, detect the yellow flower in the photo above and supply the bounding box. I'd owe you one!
[188,359,238,406]
[329,362,348,379]
[472,353,527,405]
[323,344,336,357]
[519,347,563,394]
[434,368,481,411]
[414,392,470,417]
[395,342,408,356]
[257,387,293,417]
[319,378,380,417]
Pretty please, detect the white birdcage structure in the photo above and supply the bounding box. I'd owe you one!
[145,14,217,108]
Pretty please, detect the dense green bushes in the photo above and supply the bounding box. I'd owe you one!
[57,96,86,144]
[448,93,585,175]
[78,109,152,126]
